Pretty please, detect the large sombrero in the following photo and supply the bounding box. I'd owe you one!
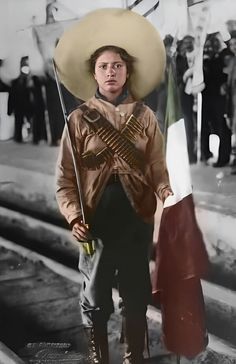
[54,8,166,101]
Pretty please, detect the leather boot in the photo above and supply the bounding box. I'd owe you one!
[122,315,146,364]
[93,314,109,364]
[84,326,101,364]
[84,313,109,364]
[123,351,144,364]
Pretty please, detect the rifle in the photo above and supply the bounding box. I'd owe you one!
[52,59,95,255]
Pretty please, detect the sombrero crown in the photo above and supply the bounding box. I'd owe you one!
[54,8,166,101]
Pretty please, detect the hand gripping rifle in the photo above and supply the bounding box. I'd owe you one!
[52,59,95,255]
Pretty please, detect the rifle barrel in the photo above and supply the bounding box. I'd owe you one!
[52,59,87,225]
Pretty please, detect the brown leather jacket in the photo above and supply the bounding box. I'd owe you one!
[55,95,171,224]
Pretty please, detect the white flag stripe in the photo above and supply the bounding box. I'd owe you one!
[164,118,192,207]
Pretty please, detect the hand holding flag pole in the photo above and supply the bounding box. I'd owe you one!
[52,59,95,255]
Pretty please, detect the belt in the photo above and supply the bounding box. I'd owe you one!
[106,173,120,185]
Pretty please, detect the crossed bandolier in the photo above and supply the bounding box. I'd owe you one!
[79,102,146,173]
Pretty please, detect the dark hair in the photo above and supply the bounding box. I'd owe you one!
[163,34,174,47]
[88,45,136,75]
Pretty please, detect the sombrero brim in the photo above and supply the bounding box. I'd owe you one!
[54,8,166,101]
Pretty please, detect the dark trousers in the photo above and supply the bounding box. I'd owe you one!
[180,92,197,164]
[78,180,153,327]
[201,98,231,164]
[14,113,25,142]
[32,112,47,144]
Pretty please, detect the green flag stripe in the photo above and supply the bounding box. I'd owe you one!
[164,63,183,138]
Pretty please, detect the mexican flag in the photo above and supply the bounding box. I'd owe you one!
[152,62,209,358]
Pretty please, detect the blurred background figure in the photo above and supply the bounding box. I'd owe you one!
[43,56,82,147]
[201,34,231,167]
[156,34,174,133]
[43,58,65,146]
[144,34,174,133]
[225,34,236,173]
[30,74,47,145]
[0,59,13,141]
[176,35,198,164]
[7,56,47,144]
[7,56,34,143]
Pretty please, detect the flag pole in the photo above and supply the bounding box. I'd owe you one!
[52,59,87,225]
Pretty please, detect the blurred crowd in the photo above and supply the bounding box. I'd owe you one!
[0,55,80,146]
[176,32,235,170]
[146,29,236,175]
[1,27,236,176]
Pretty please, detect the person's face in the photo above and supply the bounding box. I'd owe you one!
[182,37,194,53]
[203,40,214,58]
[212,37,220,53]
[93,50,128,97]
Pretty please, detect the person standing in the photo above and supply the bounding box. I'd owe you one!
[30,75,47,145]
[226,35,236,173]
[7,57,47,144]
[176,35,198,164]
[7,58,34,143]
[201,35,231,167]
[44,59,65,146]
[54,8,172,364]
